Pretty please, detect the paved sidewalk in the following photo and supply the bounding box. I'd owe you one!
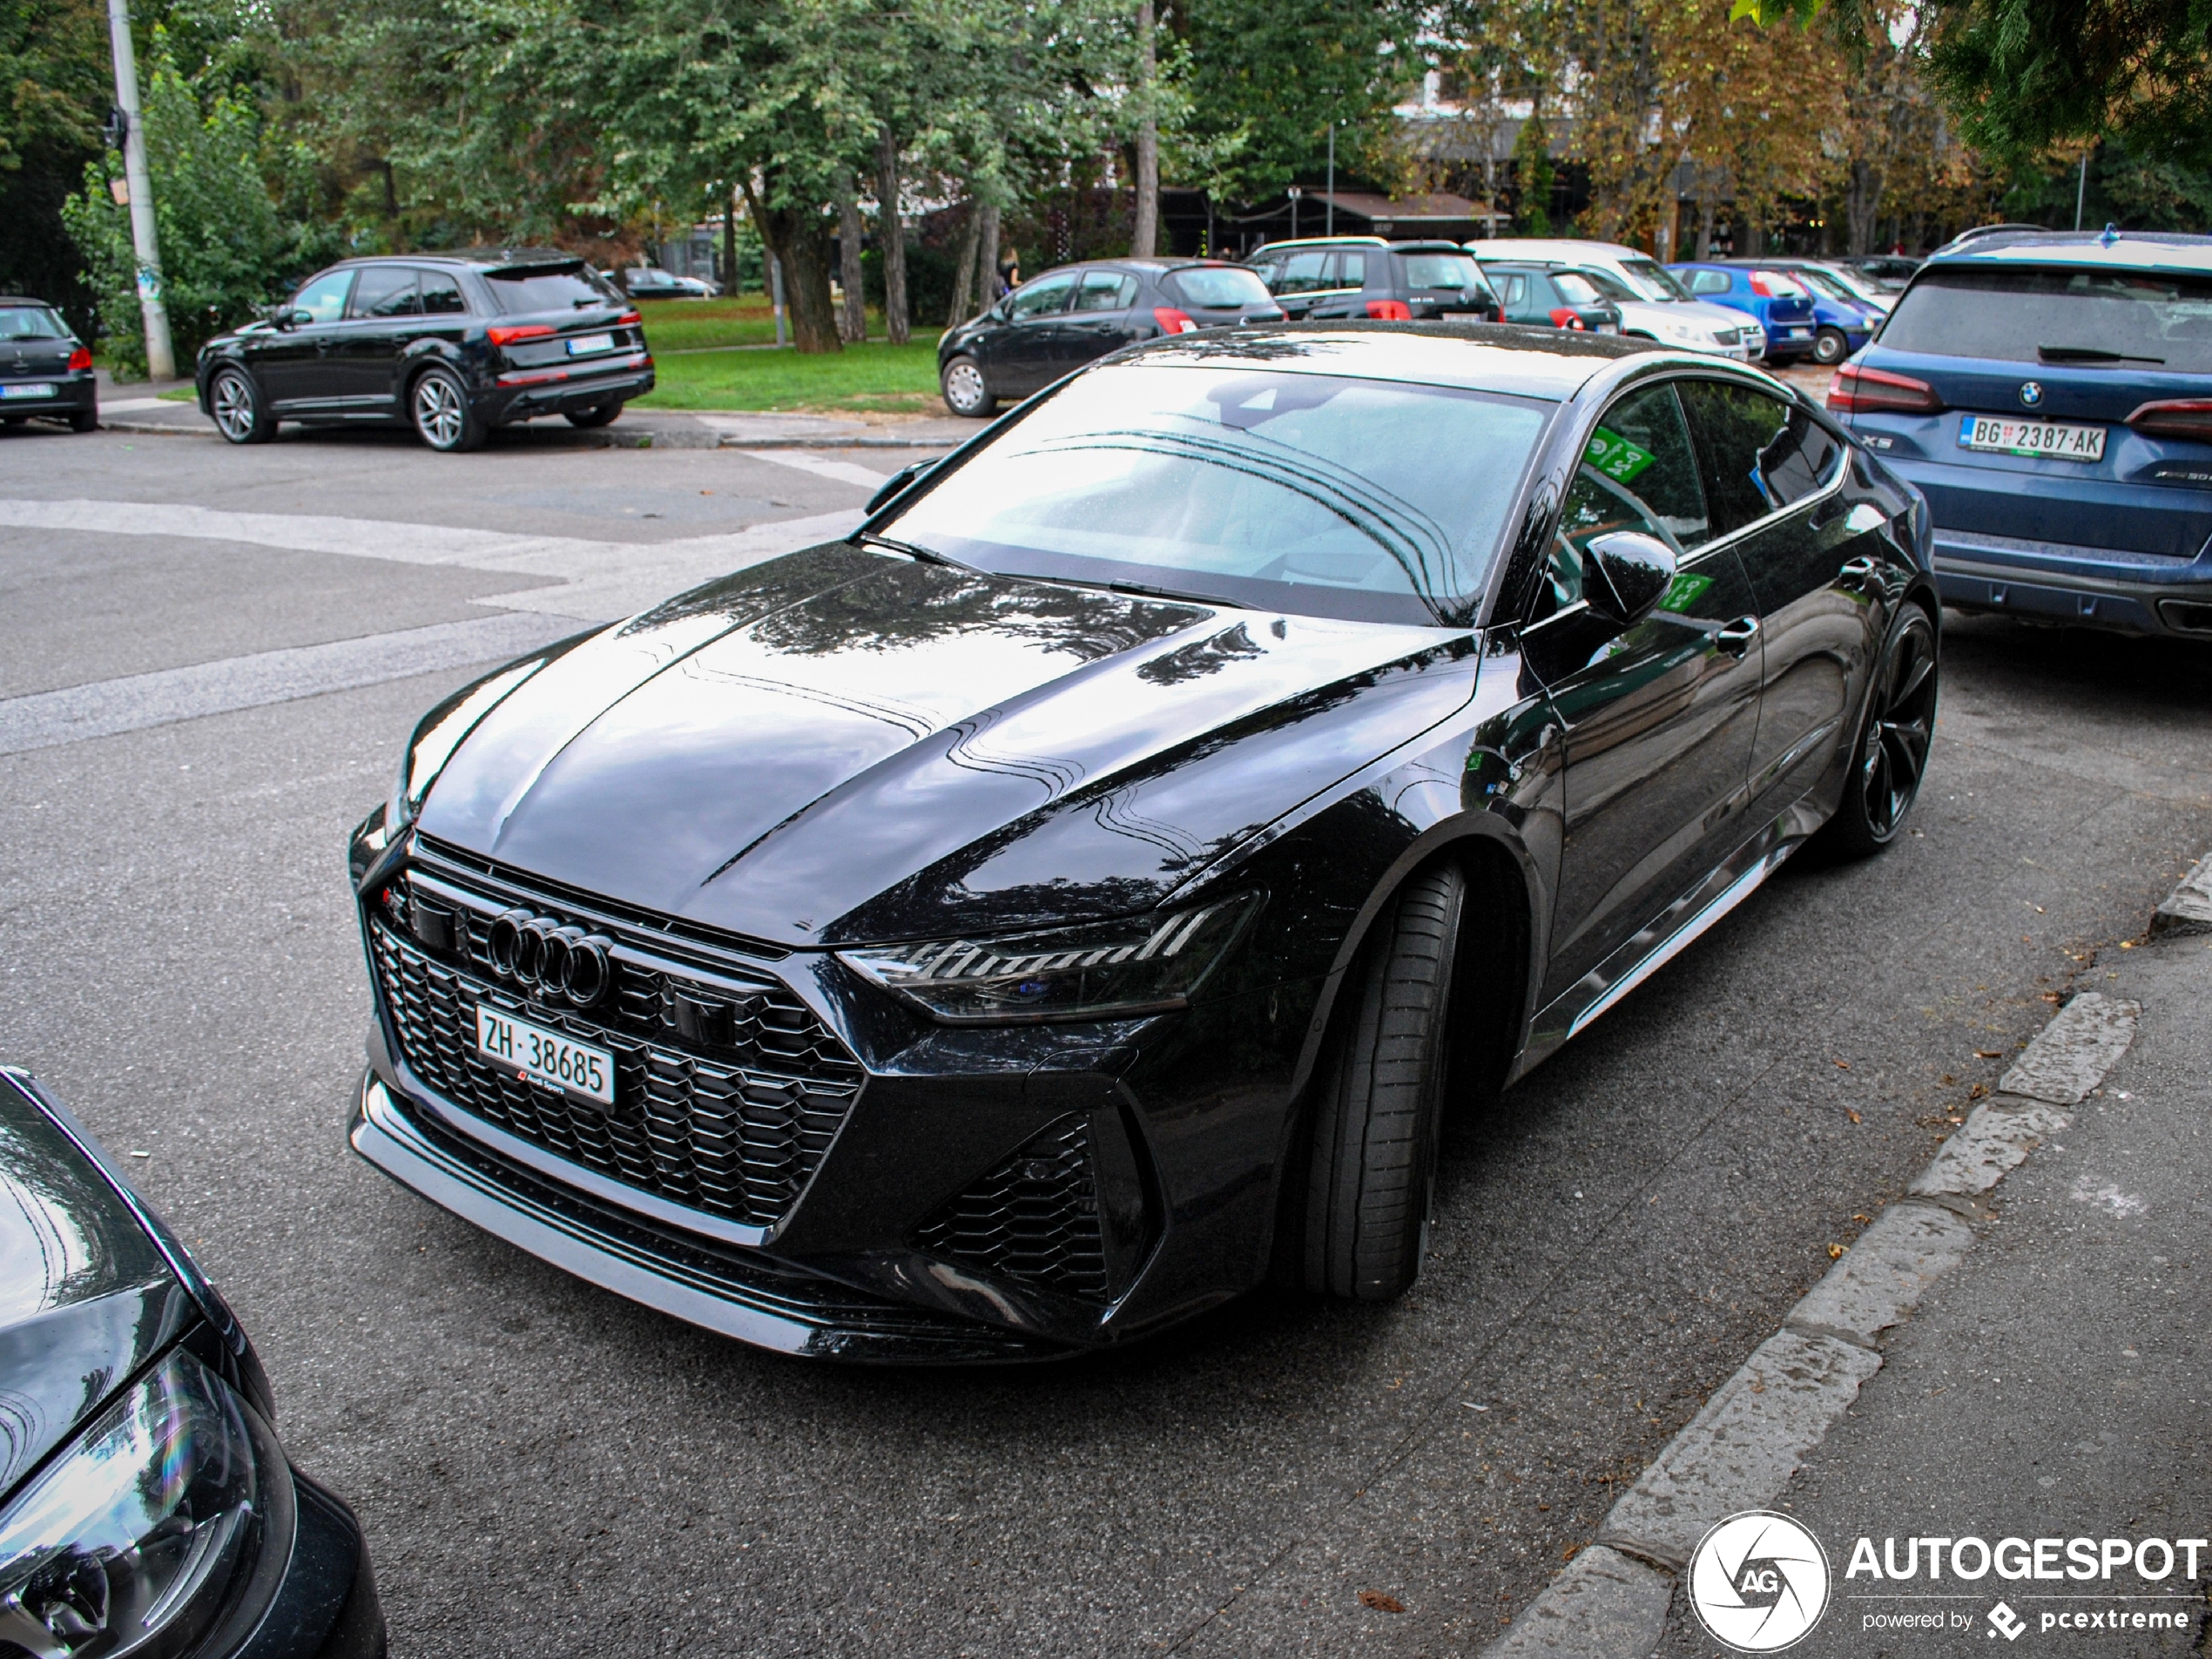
[1662,913,2212,1656]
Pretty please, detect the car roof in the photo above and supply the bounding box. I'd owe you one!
[1467,238,1650,260]
[1924,228,2212,276]
[1122,321,1655,400]
[326,247,584,272]
[0,295,58,307]
[1251,236,1390,252]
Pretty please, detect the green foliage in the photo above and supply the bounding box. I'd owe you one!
[1512,111,1554,233]
[0,0,114,327]
[62,31,338,377]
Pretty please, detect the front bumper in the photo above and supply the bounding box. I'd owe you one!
[243,1465,386,1659]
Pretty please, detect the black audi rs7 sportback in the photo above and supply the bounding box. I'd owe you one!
[346,322,1937,1361]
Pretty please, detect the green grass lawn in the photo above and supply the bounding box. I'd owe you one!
[636,336,946,414]
[634,294,899,354]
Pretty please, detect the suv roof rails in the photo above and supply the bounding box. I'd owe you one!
[1251,235,1390,251]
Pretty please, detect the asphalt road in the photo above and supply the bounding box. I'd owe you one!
[4,419,2209,1658]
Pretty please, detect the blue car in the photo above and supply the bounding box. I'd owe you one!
[1745,260,1886,365]
[1828,230,2212,637]
[1668,263,1820,361]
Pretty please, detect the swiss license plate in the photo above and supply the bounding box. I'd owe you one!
[0,383,57,399]
[475,1004,614,1103]
[565,333,615,356]
[1958,414,2107,462]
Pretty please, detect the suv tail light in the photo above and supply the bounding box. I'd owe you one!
[1153,307,1199,335]
[1364,300,1412,320]
[487,323,556,347]
[1548,307,1586,330]
[617,310,643,326]
[66,346,91,371]
[2127,399,2212,442]
[1826,362,1942,415]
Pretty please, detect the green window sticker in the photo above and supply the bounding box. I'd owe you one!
[1660,570,1713,612]
[1584,426,1656,484]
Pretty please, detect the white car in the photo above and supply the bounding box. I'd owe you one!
[1469,237,1764,361]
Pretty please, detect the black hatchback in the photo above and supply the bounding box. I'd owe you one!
[0,297,98,433]
[937,260,1284,416]
[1242,238,1503,323]
[194,250,654,452]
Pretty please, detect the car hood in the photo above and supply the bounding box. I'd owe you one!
[0,1073,192,1500]
[1621,299,1757,335]
[416,543,1479,945]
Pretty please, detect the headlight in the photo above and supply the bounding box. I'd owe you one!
[389,656,544,831]
[839,893,1260,1022]
[0,1350,262,1659]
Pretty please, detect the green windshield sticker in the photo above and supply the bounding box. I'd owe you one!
[1661,571,1713,612]
[1584,426,1656,483]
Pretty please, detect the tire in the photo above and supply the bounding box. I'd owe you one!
[409,365,485,452]
[565,401,623,428]
[1811,327,1850,366]
[70,409,98,433]
[209,367,274,444]
[1818,604,1939,858]
[940,355,995,418]
[1297,862,1467,1301]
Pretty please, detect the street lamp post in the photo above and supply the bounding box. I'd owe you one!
[1325,124,1335,236]
[105,0,173,381]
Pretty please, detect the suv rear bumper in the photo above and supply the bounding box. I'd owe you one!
[1930,529,2212,637]
[482,358,653,424]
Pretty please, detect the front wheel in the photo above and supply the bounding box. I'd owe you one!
[209,367,274,444]
[1294,862,1466,1301]
[410,366,485,452]
[1820,604,1939,858]
[940,355,995,418]
[565,401,623,428]
[1811,327,1850,366]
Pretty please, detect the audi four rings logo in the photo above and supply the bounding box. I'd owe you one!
[487,910,614,1008]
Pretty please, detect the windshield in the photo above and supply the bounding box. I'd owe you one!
[489,265,619,314]
[1170,266,1274,308]
[880,361,1552,624]
[1880,266,2212,372]
[1552,272,1603,306]
[1574,266,1642,304]
[1399,253,1491,294]
[0,306,68,340]
[1620,258,1694,301]
[1792,266,1859,303]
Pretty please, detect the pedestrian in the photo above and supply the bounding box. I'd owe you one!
[994,257,1021,300]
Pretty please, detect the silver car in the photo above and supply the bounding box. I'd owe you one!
[1469,237,1763,361]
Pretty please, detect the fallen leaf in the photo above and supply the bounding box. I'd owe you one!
[2120,940,2136,949]
[1852,1213,1871,1224]
[1827,1243,1846,1259]
[2042,990,2064,1001]
[1845,1109,1862,1124]
[1359,1590,1406,1613]
[1940,1073,1955,1083]
[1833,1059,1851,1070]
[1974,1049,2002,1059]
[1969,1082,1988,1100]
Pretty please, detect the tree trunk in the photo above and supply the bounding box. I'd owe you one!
[1696,194,1716,259]
[1130,0,1159,257]
[875,128,910,345]
[976,202,1001,300]
[833,169,867,342]
[946,199,983,324]
[722,191,738,294]
[1845,158,1880,256]
[745,178,841,354]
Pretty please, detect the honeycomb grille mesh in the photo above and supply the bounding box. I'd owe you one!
[370,918,858,1228]
[911,1116,1109,1302]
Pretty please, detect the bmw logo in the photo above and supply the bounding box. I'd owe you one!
[2019,381,2044,407]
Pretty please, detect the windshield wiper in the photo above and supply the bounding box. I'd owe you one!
[2038,344,2165,364]
[856,531,978,572]
[1102,577,1243,608]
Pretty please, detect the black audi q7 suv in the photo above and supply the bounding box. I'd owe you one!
[195,249,653,452]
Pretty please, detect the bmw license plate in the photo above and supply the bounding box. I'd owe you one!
[565,333,615,356]
[475,1004,614,1103]
[1958,415,2106,462]
[0,383,57,399]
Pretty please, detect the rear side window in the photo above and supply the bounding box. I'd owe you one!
[1678,381,1842,533]
[1073,271,1138,312]
[1880,264,2212,373]
[1170,266,1272,309]
[1398,253,1488,294]
[420,272,468,315]
[1333,252,1368,287]
[0,305,69,339]
[486,264,617,314]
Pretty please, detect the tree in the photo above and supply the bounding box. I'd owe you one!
[1,0,124,328]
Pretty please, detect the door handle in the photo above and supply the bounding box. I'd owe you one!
[1838,555,1880,587]
[1715,615,1760,658]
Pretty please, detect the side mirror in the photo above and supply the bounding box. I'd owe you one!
[1581,530,1678,630]
[865,457,938,516]
[268,306,311,331]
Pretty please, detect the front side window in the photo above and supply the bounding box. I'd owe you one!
[1689,270,1731,296]
[1501,273,1529,307]
[0,305,69,339]
[880,361,1554,624]
[291,270,354,323]
[1275,252,1332,294]
[1073,271,1137,312]
[1678,381,1842,534]
[351,266,421,319]
[1878,264,2212,374]
[1008,272,1076,321]
[1547,383,1710,610]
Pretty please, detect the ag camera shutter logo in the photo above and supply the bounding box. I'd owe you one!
[1688,1511,1832,1652]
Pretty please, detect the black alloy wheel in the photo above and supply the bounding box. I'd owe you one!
[941,355,995,418]
[1812,326,1850,366]
[565,401,623,428]
[410,365,485,453]
[1294,861,1466,1301]
[210,367,273,444]
[1824,604,1938,856]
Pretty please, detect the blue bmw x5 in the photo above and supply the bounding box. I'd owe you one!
[1829,230,2212,637]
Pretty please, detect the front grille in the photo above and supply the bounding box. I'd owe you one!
[368,870,862,1229]
[912,1115,1109,1302]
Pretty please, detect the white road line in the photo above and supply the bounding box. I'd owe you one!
[738,449,892,489]
[0,612,582,756]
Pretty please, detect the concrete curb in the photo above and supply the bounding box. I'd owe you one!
[2153,850,2212,935]
[1481,982,2151,1658]
[94,415,960,452]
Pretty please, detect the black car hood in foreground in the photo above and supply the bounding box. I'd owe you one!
[416,543,1478,946]
[0,1072,196,1495]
